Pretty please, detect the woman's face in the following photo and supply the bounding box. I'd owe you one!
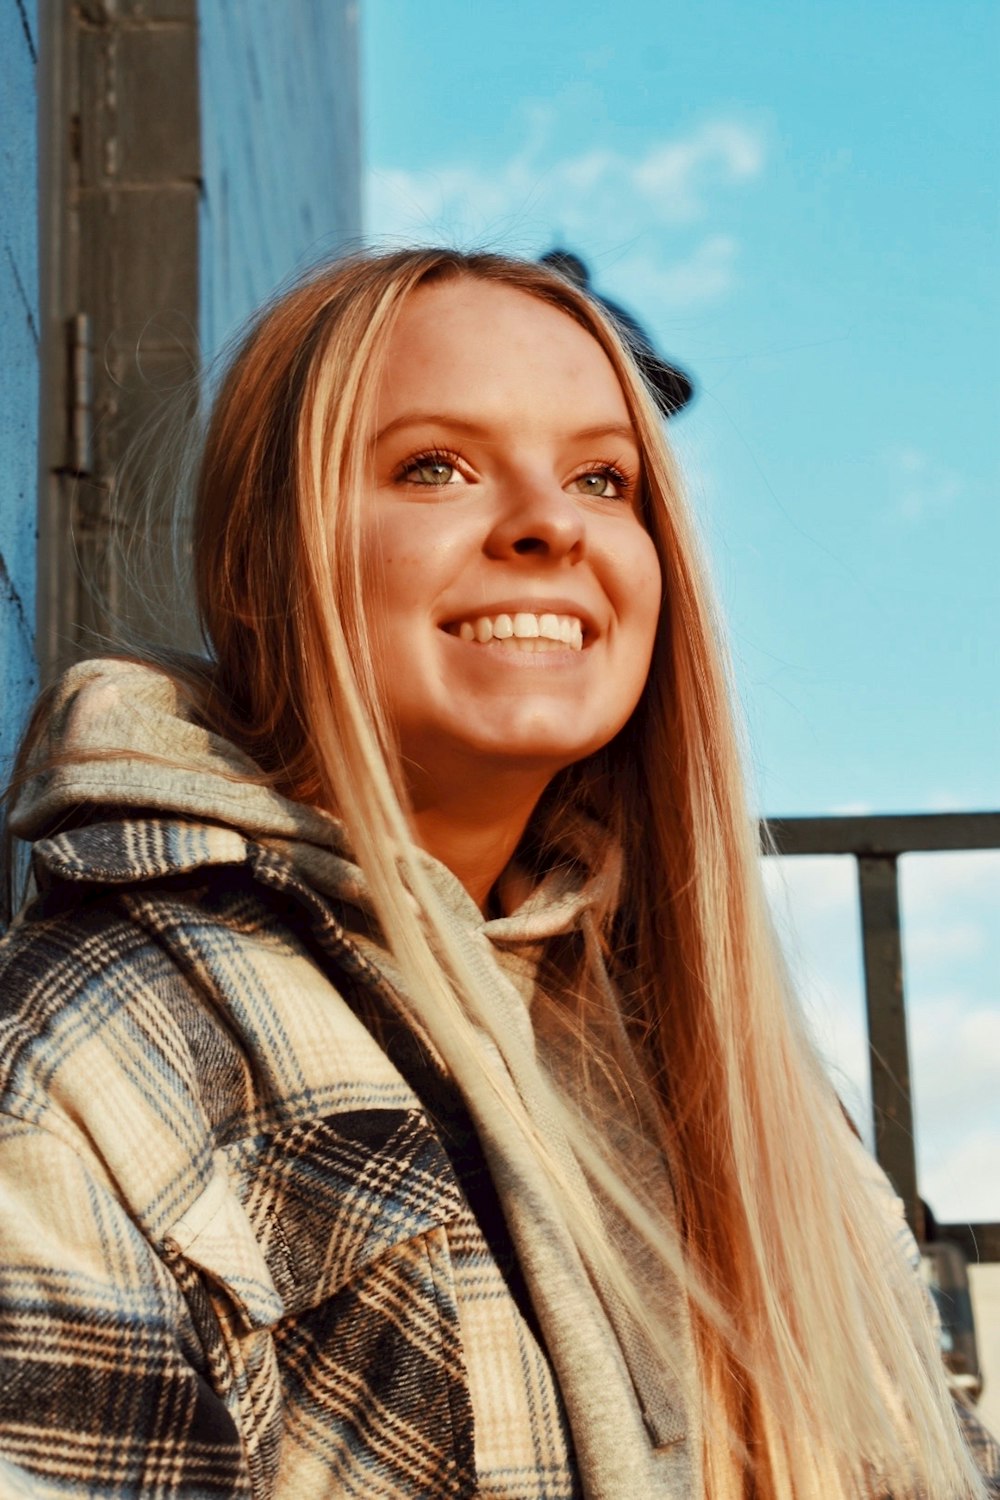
[361,277,663,807]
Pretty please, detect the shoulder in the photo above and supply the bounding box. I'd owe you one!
[0,821,417,1229]
[0,821,276,1088]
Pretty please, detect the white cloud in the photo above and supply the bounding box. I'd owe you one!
[884,446,965,522]
[901,852,1000,974]
[920,1129,1000,1224]
[762,851,1000,1219]
[905,920,987,967]
[607,238,742,309]
[630,121,765,221]
[366,117,766,311]
[902,850,1000,913]
[762,854,871,1130]
[911,996,1000,1117]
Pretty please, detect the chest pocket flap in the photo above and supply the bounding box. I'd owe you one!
[171,1108,465,1330]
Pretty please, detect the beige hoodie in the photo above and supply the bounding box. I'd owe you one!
[11,657,701,1498]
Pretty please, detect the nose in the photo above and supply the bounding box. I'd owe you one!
[484,480,586,562]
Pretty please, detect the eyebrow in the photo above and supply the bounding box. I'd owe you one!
[374,411,639,447]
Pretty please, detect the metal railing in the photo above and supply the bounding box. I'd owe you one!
[763,811,1000,1259]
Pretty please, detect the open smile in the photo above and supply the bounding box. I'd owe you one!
[442,611,586,650]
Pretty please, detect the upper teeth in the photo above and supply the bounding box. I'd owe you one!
[454,612,584,649]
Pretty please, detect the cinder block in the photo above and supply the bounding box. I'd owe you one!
[115,185,199,316]
[116,25,199,182]
[77,26,114,188]
[78,0,192,23]
[101,340,199,464]
[78,18,198,186]
[77,1,113,25]
[77,184,199,330]
[115,0,197,21]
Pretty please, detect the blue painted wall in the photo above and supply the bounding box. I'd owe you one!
[0,0,39,775]
[0,0,361,783]
[199,0,361,359]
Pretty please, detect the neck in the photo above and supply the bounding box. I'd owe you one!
[407,770,551,914]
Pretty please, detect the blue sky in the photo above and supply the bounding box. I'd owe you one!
[362,2,1000,1222]
[364,0,998,816]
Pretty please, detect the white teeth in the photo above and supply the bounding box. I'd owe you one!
[451,612,585,650]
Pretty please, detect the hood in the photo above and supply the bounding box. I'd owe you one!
[12,658,339,848]
[12,658,619,948]
[12,659,687,1477]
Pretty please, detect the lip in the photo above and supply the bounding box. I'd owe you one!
[438,598,598,641]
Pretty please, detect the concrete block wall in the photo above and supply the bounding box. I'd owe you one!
[21,0,361,693]
[0,0,39,773]
[59,0,202,659]
[199,0,361,359]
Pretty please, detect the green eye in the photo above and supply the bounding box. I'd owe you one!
[403,457,457,485]
[571,466,627,498]
[573,472,613,496]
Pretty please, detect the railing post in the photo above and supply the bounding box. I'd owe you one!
[856,854,924,1241]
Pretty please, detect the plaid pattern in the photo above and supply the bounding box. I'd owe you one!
[2,813,998,1497]
[0,818,579,1498]
[947,1390,1000,1493]
[955,1403,1000,1496]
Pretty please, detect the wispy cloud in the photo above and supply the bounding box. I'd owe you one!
[629,121,765,221]
[885,446,965,522]
[911,999,1000,1128]
[920,1128,1000,1226]
[762,854,871,1127]
[366,117,767,311]
[602,238,742,310]
[764,851,1000,1222]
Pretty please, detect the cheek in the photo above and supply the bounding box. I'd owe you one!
[364,508,474,605]
[359,516,429,625]
[622,531,664,646]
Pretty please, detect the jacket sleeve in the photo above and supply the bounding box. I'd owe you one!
[953,1401,1000,1494]
[0,1111,252,1498]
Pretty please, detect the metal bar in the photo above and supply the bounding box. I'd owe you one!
[856,854,923,1241]
[935,1223,1000,1263]
[764,811,1000,857]
[759,812,999,1254]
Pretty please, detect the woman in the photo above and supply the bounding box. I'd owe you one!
[0,248,996,1498]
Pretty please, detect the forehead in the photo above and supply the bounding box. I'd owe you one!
[375,277,631,426]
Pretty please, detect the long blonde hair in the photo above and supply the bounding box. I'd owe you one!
[62,250,996,1494]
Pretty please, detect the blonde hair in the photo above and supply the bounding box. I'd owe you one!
[73,251,997,1494]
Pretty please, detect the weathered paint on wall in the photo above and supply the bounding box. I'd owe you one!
[199,0,361,359]
[0,0,39,770]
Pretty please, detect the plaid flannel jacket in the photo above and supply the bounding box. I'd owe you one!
[2,815,999,1498]
[0,819,581,1498]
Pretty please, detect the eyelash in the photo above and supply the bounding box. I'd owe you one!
[393,447,463,484]
[392,449,636,499]
[577,459,633,499]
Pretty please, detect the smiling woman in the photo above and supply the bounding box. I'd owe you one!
[364,278,661,902]
[0,248,997,1499]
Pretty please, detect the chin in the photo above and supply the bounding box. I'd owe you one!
[455,729,612,778]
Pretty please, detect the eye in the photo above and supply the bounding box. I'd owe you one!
[569,463,631,500]
[395,450,463,487]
